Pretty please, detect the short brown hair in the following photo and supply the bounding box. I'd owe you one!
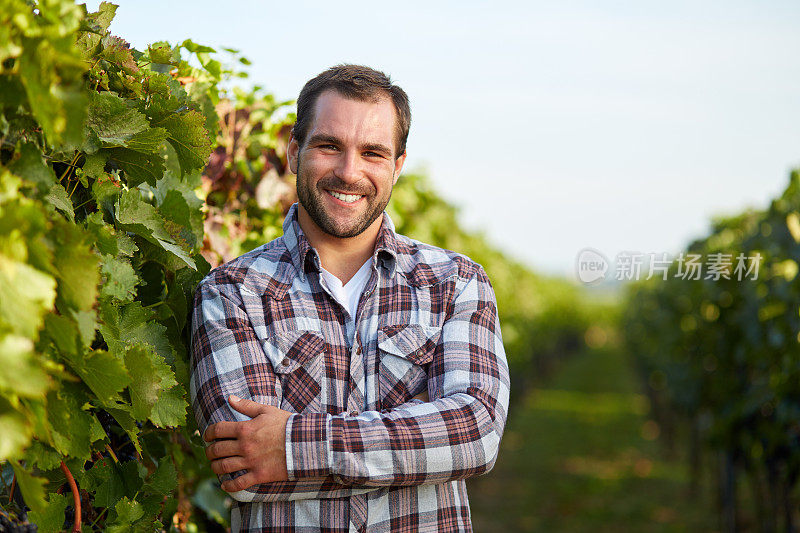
[292,64,411,157]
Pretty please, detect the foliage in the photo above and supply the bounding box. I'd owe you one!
[201,88,296,267]
[0,1,224,530]
[623,171,800,529]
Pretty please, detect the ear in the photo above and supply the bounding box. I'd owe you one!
[392,151,407,185]
[287,133,300,174]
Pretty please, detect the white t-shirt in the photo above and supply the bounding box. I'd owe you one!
[319,258,372,345]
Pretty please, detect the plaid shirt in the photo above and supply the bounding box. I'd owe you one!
[190,204,510,532]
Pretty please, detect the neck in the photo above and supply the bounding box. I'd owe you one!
[297,205,381,284]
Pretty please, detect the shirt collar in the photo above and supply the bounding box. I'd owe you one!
[282,203,398,283]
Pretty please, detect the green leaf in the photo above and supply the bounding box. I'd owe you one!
[147,42,174,65]
[84,1,118,33]
[126,126,168,154]
[106,497,145,533]
[11,460,48,513]
[158,110,213,174]
[91,176,121,214]
[115,189,195,269]
[52,219,100,313]
[87,92,150,146]
[123,344,177,422]
[25,439,62,471]
[47,384,105,460]
[82,461,123,509]
[28,492,69,533]
[75,350,130,406]
[82,152,107,180]
[0,257,57,338]
[8,142,56,188]
[0,334,51,397]
[100,254,139,302]
[43,313,80,357]
[71,309,98,349]
[144,456,177,495]
[0,398,32,461]
[149,384,187,428]
[166,261,207,331]
[155,173,204,250]
[45,183,75,221]
[104,146,166,187]
[99,301,173,364]
[17,48,87,147]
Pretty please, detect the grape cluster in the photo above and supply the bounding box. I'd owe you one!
[0,511,37,532]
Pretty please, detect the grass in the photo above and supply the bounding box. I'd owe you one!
[467,345,719,532]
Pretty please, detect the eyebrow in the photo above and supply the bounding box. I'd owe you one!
[306,134,393,157]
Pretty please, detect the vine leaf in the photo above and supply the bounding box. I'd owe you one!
[87,92,150,146]
[100,254,139,303]
[0,335,51,398]
[115,189,196,269]
[159,110,213,175]
[75,350,130,406]
[0,399,31,461]
[10,460,48,513]
[123,344,178,422]
[149,384,187,428]
[45,183,74,221]
[52,220,100,313]
[47,385,105,460]
[27,492,70,533]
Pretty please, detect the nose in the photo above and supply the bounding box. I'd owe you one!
[334,149,361,184]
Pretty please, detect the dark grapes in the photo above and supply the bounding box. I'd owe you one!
[0,510,38,532]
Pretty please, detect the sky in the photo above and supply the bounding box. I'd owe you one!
[86,0,800,277]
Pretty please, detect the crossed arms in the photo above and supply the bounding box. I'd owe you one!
[189,268,511,502]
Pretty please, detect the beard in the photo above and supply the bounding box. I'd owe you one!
[296,157,393,238]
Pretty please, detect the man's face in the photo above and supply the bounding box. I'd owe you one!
[288,90,406,239]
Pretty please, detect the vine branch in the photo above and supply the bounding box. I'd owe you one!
[60,461,81,533]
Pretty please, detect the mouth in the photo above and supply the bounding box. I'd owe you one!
[326,190,365,204]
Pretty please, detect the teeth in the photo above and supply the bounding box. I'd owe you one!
[329,191,362,203]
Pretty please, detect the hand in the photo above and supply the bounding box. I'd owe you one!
[203,395,292,492]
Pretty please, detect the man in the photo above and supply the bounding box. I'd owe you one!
[190,64,510,532]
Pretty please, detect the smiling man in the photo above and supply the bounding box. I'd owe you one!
[190,64,510,532]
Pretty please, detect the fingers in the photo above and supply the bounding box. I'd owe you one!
[210,455,248,475]
[205,438,241,461]
[228,394,269,418]
[203,420,240,442]
[221,471,258,493]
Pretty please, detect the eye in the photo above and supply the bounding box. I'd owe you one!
[319,144,339,151]
[363,151,383,158]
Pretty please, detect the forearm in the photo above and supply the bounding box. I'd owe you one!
[286,392,508,487]
[190,281,382,502]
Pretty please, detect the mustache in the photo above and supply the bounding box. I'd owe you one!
[317,176,374,196]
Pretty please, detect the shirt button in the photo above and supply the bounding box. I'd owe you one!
[281,358,290,366]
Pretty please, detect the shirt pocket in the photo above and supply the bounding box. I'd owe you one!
[262,330,325,413]
[377,324,441,409]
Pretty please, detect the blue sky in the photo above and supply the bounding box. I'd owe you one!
[87,0,800,276]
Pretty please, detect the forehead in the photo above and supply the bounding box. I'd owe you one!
[308,90,398,151]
